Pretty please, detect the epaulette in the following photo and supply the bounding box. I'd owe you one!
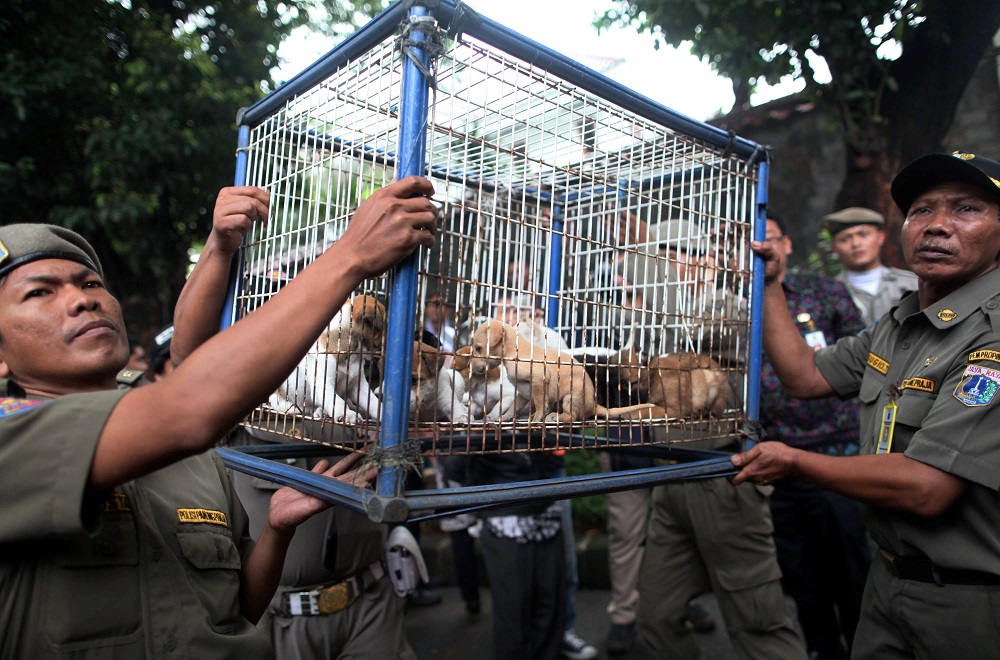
[116,369,146,389]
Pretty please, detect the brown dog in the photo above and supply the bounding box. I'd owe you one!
[614,348,733,420]
[470,320,654,424]
[269,295,386,423]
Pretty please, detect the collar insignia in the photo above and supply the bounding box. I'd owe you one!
[937,309,958,322]
[923,356,939,367]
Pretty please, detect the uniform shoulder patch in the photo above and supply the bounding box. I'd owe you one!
[953,364,1000,407]
[968,350,1000,364]
[0,397,45,418]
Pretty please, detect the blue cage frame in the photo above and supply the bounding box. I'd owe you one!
[217,0,771,523]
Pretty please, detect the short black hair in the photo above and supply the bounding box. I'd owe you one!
[765,210,788,236]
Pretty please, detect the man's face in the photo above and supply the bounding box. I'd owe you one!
[0,259,128,394]
[901,182,1000,292]
[831,224,885,272]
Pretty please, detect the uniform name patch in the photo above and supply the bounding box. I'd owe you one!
[101,492,131,513]
[900,377,935,393]
[953,365,1000,407]
[0,397,45,418]
[968,350,1000,364]
[177,508,229,527]
[867,353,889,375]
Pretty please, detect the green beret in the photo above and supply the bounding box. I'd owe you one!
[822,207,885,235]
[0,224,103,279]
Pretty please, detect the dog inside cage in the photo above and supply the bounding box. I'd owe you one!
[233,4,758,458]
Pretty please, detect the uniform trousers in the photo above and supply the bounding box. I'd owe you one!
[853,556,1000,660]
[770,476,870,659]
[638,477,807,660]
[600,453,651,626]
[269,576,413,659]
[480,525,566,660]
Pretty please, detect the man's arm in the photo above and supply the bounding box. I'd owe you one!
[730,442,968,516]
[89,176,437,492]
[752,240,835,398]
[170,186,270,366]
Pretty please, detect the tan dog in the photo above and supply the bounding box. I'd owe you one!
[411,341,444,422]
[269,295,386,423]
[470,320,654,424]
[614,348,733,419]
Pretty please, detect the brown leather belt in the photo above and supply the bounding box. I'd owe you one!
[280,560,385,615]
[879,549,1000,586]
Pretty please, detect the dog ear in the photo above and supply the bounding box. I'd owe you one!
[364,300,386,333]
[487,320,506,351]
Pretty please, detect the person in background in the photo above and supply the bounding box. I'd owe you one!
[759,212,870,660]
[638,218,807,660]
[733,151,1000,659]
[146,324,174,382]
[423,288,456,353]
[824,206,918,325]
[125,332,150,372]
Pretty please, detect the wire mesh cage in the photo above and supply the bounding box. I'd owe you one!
[220,0,770,521]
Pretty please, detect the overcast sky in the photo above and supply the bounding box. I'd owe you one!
[276,0,816,121]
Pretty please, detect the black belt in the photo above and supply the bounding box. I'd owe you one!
[879,549,1000,586]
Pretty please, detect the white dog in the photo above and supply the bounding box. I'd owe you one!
[269,295,386,424]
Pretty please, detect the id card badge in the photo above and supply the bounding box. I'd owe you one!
[876,399,897,454]
[804,330,827,349]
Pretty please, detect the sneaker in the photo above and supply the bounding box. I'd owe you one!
[683,601,716,633]
[606,622,637,656]
[561,629,598,660]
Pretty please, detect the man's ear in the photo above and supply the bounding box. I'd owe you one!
[0,357,9,379]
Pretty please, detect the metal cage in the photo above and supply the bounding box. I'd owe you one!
[218,0,771,522]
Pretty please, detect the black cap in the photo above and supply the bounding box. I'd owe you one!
[891,151,1000,214]
[0,223,103,279]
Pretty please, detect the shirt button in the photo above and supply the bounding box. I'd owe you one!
[164,636,177,652]
[901,341,911,350]
[217,548,225,560]
[988,301,998,310]
[151,548,162,562]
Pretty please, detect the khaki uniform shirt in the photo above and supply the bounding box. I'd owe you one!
[0,382,269,659]
[836,265,919,326]
[815,268,1000,574]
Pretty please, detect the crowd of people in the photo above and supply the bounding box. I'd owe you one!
[2,150,999,660]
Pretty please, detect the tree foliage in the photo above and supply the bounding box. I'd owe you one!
[599,1,1000,264]
[0,0,388,339]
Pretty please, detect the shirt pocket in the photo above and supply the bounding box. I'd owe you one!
[176,525,244,633]
[891,391,935,452]
[43,514,144,652]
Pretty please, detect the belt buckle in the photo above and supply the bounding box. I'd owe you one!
[317,579,357,614]
[879,549,901,578]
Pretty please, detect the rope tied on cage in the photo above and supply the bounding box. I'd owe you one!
[396,14,445,92]
[360,439,424,476]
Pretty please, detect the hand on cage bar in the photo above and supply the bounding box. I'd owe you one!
[211,186,271,253]
[337,176,438,279]
[266,452,377,534]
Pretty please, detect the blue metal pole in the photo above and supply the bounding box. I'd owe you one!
[221,124,252,331]
[377,4,433,501]
[546,206,564,329]
[744,160,770,448]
